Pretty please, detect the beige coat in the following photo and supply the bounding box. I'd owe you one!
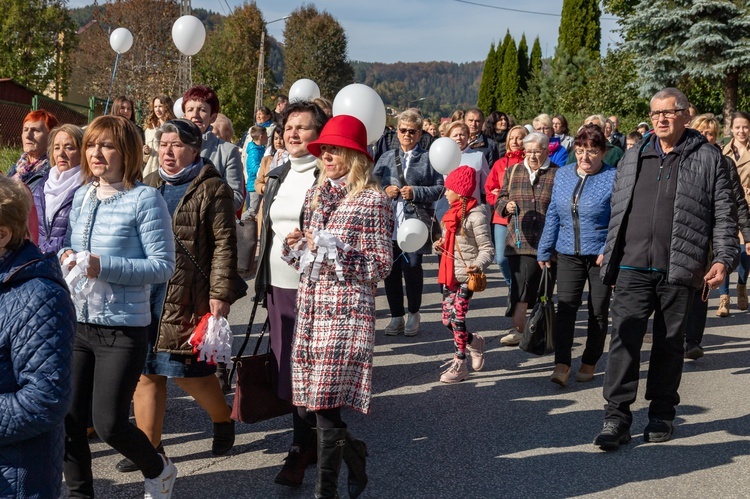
[723,139,750,243]
[449,205,495,283]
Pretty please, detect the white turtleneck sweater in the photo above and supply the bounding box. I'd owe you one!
[268,154,318,289]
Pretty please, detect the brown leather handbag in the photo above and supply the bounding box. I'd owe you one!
[456,244,487,293]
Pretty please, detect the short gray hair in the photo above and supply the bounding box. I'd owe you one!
[398,109,423,128]
[651,87,689,111]
[523,132,549,149]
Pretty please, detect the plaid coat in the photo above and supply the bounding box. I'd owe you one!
[495,162,559,257]
[284,181,393,414]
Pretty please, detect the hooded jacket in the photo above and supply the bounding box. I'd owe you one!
[601,129,739,288]
[0,241,76,498]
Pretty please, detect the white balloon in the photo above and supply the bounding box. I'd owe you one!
[172,15,206,56]
[288,79,321,102]
[109,28,133,54]
[397,218,429,253]
[332,84,386,145]
[173,98,184,119]
[428,137,462,175]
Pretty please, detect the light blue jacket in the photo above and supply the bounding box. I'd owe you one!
[61,183,176,327]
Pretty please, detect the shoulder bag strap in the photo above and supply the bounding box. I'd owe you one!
[174,234,210,280]
[228,292,268,382]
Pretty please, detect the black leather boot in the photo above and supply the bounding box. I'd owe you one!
[343,431,368,499]
[315,428,346,499]
[212,419,235,455]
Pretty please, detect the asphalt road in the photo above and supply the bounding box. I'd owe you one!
[62,257,750,498]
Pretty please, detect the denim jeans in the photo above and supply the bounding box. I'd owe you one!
[719,244,749,294]
[492,224,512,285]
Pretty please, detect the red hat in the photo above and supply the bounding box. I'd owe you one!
[307,115,372,161]
[444,165,477,199]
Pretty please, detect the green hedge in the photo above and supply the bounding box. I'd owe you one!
[0,148,22,174]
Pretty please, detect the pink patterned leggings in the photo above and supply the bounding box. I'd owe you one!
[442,284,474,355]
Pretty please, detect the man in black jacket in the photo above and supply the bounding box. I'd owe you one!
[594,88,739,451]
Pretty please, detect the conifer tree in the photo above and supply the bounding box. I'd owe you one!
[494,30,512,112]
[477,42,497,114]
[558,0,601,60]
[499,37,520,115]
[530,36,543,73]
[518,34,530,92]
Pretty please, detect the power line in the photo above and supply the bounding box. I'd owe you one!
[450,0,619,21]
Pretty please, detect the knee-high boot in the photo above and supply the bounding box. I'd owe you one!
[315,428,346,499]
[343,431,368,499]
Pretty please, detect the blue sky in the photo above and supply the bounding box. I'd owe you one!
[69,0,621,63]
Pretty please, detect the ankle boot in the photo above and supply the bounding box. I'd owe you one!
[315,428,346,499]
[343,431,368,499]
[212,420,235,455]
[738,284,748,311]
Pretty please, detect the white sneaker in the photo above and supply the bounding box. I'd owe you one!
[404,312,420,336]
[144,455,177,499]
[500,328,523,346]
[384,316,405,336]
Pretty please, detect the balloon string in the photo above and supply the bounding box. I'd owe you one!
[393,252,409,264]
[103,52,120,116]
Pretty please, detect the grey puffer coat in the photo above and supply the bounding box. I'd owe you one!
[601,129,739,289]
[448,206,495,283]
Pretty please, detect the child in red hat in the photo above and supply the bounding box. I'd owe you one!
[434,165,494,382]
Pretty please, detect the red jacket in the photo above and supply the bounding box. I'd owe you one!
[486,150,524,225]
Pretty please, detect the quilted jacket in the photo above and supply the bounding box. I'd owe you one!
[0,241,76,498]
[601,130,739,288]
[61,183,176,327]
[32,169,81,254]
[445,205,495,282]
[202,127,246,211]
[144,163,248,354]
[537,163,616,261]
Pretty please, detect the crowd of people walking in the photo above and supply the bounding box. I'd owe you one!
[1,84,746,497]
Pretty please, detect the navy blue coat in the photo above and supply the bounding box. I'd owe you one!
[537,163,616,261]
[32,170,81,254]
[0,241,76,498]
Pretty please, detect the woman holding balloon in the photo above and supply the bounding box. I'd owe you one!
[283,114,393,499]
[373,109,444,337]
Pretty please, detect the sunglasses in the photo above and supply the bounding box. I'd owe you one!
[399,128,419,135]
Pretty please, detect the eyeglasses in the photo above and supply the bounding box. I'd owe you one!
[574,148,601,156]
[649,109,685,120]
[399,128,419,135]
[525,149,545,156]
[534,126,551,132]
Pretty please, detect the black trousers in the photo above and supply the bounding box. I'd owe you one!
[384,241,423,316]
[684,288,708,346]
[64,323,164,497]
[602,270,692,426]
[554,254,612,367]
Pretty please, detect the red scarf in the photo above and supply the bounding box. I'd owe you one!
[506,149,524,161]
[438,197,478,289]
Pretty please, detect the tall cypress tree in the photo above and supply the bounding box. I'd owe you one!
[500,37,520,115]
[517,33,529,92]
[477,42,497,114]
[530,36,543,74]
[558,0,601,59]
[494,30,513,112]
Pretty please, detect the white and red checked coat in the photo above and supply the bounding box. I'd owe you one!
[283,180,393,414]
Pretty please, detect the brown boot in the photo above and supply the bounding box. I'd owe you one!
[550,364,570,386]
[737,285,748,311]
[717,294,730,317]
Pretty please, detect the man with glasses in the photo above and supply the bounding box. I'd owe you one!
[532,114,568,167]
[374,110,444,336]
[465,108,498,168]
[594,87,739,451]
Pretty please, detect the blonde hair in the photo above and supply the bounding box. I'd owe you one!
[533,113,553,129]
[446,121,469,137]
[81,116,144,189]
[47,124,84,163]
[690,113,719,136]
[0,175,33,251]
[506,125,528,151]
[310,148,380,211]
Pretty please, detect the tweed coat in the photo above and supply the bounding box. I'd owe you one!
[283,181,393,414]
[144,161,248,354]
[495,161,559,257]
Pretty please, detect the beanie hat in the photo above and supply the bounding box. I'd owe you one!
[444,165,476,199]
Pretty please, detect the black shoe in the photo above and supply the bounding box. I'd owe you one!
[593,421,631,451]
[115,443,164,473]
[274,444,316,487]
[643,418,674,443]
[212,420,235,455]
[343,432,368,499]
[685,344,704,360]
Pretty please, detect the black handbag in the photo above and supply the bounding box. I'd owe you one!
[235,217,258,276]
[230,294,293,424]
[520,266,555,355]
[394,153,442,246]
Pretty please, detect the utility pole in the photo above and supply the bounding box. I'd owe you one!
[254,16,289,113]
[178,0,192,94]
